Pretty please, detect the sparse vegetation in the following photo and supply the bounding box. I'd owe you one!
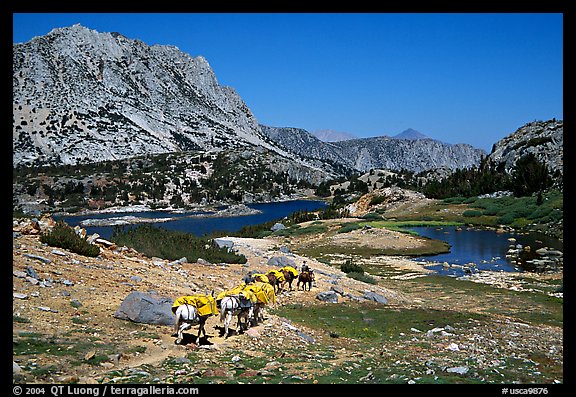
[340,259,365,274]
[40,221,100,257]
[111,224,247,264]
[13,149,317,213]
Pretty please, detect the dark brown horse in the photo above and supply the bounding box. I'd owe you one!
[297,270,315,291]
[265,271,281,294]
[280,269,298,291]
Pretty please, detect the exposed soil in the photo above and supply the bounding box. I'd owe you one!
[12,214,563,384]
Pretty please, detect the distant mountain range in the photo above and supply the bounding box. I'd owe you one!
[312,128,429,143]
[312,129,358,142]
[393,128,428,140]
[18,24,560,180]
[261,125,485,173]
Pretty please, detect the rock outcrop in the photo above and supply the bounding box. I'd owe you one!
[486,119,563,178]
[13,24,277,167]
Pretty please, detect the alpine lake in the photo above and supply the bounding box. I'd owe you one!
[55,199,563,278]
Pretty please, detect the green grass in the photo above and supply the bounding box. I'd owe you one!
[269,297,562,383]
[13,333,116,367]
[276,302,485,341]
[336,223,363,233]
[468,191,563,225]
[359,219,462,231]
[379,190,562,239]
[383,274,563,327]
[273,224,328,237]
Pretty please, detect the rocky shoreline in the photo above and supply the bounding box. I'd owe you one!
[73,204,263,227]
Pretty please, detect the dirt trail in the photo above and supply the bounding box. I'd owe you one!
[12,221,408,382]
[12,215,563,384]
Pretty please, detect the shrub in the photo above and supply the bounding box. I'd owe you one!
[341,260,364,274]
[340,260,378,283]
[337,223,362,234]
[481,206,500,216]
[496,213,515,225]
[369,195,386,206]
[442,196,467,204]
[111,224,247,264]
[360,213,383,220]
[346,271,377,284]
[40,221,100,257]
[462,210,483,217]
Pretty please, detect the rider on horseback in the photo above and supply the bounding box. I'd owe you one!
[298,261,315,291]
[301,261,314,276]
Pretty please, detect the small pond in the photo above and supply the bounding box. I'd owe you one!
[406,226,563,276]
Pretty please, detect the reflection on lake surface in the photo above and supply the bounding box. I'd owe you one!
[56,203,563,278]
[55,200,328,240]
[407,226,563,276]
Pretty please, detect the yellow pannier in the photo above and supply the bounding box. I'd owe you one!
[216,283,257,304]
[268,269,285,282]
[172,294,219,316]
[280,266,299,277]
[243,281,276,304]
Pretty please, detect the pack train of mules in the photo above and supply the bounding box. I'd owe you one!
[171,263,316,345]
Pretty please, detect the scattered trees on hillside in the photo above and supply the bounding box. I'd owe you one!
[419,154,554,199]
[511,153,553,197]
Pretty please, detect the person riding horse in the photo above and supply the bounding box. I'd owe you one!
[298,261,315,291]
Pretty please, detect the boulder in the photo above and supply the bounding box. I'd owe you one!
[114,291,174,326]
[213,238,234,250]
[316,291,339,303]
[270,222,287,232]
[362,290,388,304]
[267,255,296,268]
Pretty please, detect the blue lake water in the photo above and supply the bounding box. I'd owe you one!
[55,202,563,276]
[55,200,329,240]
[406,226,563,276]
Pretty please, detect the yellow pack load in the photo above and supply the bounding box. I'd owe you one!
[251,273,269,283]
[172,294,219,316]
[267,269,285,283]
[216,283,257,304]
[280,266,299,277]
[261,282,276,304]
[243,281,276,305]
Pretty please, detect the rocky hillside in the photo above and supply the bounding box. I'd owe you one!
[12,148,335,215]
[261,125,487,173]
[312,129,357,142]
[13,24,284,167]
[13,23,486,178]
[486,119,563,178]
[12,216,563,384]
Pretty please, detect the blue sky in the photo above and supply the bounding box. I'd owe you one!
[13,13,563,152]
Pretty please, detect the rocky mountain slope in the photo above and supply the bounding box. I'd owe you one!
[13,24,561,200]
[12,24,284,167]
[486,119,563,178]
[312,129,358,142]
[13,24,486,177]
[261,125,487,173]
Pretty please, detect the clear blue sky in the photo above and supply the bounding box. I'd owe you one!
[13,13,563,152]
